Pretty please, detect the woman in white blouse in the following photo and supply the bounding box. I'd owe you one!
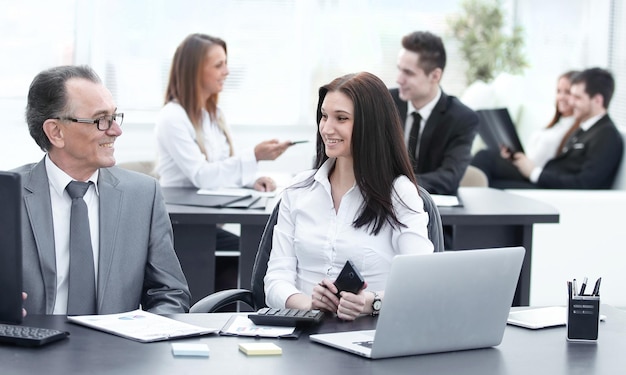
[264,72,434,321]
[155,34,291,289]
[155,33,291,191]
[471,71,580,188]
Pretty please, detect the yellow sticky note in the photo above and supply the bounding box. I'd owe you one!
[238,342,282,356]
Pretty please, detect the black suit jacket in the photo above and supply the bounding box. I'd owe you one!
[538,114,623,189]
[390,88,479,195]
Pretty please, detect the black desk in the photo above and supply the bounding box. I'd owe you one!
[439,187,559,305]
[166,187,559,306]
[3,306,624,374]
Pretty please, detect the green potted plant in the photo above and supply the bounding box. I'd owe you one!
[448,0,528,85]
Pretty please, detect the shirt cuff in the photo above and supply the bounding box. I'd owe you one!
[240,149,258,187]
[529,167,543,183]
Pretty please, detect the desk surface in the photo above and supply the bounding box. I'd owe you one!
[165,187,560,226]
[438,187,559,225]
[3,305,624,374]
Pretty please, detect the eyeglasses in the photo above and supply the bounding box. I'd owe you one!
[55,113,124,131]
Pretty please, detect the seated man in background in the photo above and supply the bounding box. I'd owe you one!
[477,67,622,189]
[390,31,479,196]
[14,65,191,315]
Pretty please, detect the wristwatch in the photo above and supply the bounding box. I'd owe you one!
[371,292,382,316]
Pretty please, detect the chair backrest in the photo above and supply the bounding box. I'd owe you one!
[117,160,159,179]
[249,201,281,310]
[250,186,445,309]
[460,165,488,187]
[418,185,445,253]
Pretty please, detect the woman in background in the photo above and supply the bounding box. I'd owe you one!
[156,33,291,290]
[471,70,580,188]
[264,72,433,321]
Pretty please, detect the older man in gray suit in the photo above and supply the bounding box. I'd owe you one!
[14,65,190,315]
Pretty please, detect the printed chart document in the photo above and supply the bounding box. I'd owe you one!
[67,309,218,342]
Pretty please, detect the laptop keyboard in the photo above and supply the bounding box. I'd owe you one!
[0,323,70,347]
[248,308,324,327]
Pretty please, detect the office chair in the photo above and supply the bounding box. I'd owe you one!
[189,185,444,313]
[460,165,488,187]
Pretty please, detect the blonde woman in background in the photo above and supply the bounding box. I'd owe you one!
[155,33,291,290]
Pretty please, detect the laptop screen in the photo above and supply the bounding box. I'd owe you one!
[0,171,23,324]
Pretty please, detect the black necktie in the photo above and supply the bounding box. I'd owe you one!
[561,128,584,155]
[408,112,422,161]
[66,181,97,315]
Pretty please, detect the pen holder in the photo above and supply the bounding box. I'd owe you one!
[567,295,600,342]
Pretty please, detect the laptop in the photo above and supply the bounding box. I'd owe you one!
[0,171,23,324]
[476,108,525,154]
[309,247,525,359]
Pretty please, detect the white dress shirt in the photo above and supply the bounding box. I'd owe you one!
[264,159,434,308]
[155,102,257,189]
[45,155,100,314]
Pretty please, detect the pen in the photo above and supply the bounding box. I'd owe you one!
[579,277,588,295]
[591,277,602,296]
[290,140,309,145]
[567,281,572,300]
[572,279,578,296]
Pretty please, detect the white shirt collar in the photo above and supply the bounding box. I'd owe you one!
[45,155,100,196]
[407,87,442,121]
[579,113,605,132]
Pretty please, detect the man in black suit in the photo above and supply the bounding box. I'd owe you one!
[490,67,623,189]
[390,31,478,195]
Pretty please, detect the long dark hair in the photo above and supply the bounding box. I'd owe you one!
[311,72,418,235]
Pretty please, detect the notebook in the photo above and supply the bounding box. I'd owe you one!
[161,187,250,208]
[476,108,525,154]
[0,171,23,324]
[309,247,525,359]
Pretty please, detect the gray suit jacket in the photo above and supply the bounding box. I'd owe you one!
[14,158,191,315]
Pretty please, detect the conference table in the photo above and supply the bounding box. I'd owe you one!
[165,187,559,306]
[2,305,624,374]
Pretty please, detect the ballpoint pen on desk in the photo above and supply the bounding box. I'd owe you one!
[572,279,578,296]
[579,277,588,296]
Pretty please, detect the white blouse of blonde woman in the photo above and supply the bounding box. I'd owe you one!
[264,90,433,321]
[156,103,283,190]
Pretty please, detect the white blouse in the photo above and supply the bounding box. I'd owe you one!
[526,116,576,168]
[264,159,434,308]
[155,102,257,189]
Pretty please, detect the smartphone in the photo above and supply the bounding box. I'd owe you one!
[333,260,365,297]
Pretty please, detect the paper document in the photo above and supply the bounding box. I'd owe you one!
[220,315,296,338]
[431,194,462,207]
[67,309,218,342]
[507,306,606,329]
